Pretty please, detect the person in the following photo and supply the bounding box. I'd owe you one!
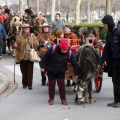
[22,12,31,24]
[99,15,120,108]
[14,24,39,90]
[0,23,7,58]
[64,25,79,86]
[4,5,11,15]
[37,23,52,86]
[53,29,64,44]
[40,38,79,105]
[25,7,35,19]
[51,13,64,33]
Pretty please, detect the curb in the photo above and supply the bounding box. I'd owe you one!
[0,71,18,101]
[0,72,9,94]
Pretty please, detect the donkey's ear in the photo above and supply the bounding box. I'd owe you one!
[14,18,17,22]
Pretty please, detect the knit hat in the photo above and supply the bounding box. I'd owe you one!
[54,29,64,37]
[59,38,69,50]
[102,15,114,25]
[65,25,73,31]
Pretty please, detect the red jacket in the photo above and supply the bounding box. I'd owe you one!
[0,15,7,23]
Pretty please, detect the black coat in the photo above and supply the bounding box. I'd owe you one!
[99,23,120,77]
[40,45,79,77]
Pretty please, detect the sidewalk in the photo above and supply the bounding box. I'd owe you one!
[0,71,17,100]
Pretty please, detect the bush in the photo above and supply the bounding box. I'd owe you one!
[72,23,107,40]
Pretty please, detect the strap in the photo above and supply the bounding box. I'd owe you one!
[69,49,72,59]
[31,33,34,48]
[52,44,57,54]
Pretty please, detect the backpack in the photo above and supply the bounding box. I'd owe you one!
[52,44,72,59]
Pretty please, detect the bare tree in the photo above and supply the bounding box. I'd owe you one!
[51,0,55,21]
[106,0,112,14]
[75,0,81,24]
[5,0,9,7]
[19,0,23,15]
[27,0,31,8]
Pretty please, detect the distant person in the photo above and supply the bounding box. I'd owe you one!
[4,5,10,15]
[51,13,64,33]
[0,23,7,58]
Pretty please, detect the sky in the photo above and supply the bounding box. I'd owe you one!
[1,0,27,5]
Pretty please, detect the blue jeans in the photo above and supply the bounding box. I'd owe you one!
[0,40,3,56]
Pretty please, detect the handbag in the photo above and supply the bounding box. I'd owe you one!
[30,37,41,62]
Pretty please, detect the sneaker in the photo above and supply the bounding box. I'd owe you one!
[113,102,120,108]
[48,98,54,105]
[0,56,2,59]
[107,101,117,107]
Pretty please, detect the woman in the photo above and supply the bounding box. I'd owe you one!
[40,38,79,105]
[15,24,39,90]
[37,23,52,86]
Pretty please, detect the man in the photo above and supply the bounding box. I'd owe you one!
[15,24,39,90]
[40,38,79,105]
[99,15,120,108]
[51,13,64,33]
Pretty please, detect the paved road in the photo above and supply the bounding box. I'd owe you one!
[0,54,120,120]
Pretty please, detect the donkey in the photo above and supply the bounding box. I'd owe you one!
[74,45,99,104]
[7,16,22,56]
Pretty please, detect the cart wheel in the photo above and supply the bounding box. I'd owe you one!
[94,74,103,93]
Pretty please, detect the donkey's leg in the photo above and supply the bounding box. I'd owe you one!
[88,81,93,103]
[7,39,11,55]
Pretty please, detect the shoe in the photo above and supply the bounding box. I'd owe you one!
[28,86,32,90]
[23,85,27,89]
[113,102,120,108]
[48,98,54,105]
[42,83,46,86]
[0,56,2,59]
[107,101,117,107]
[61,99,68,105]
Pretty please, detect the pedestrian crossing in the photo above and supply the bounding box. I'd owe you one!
[4,63,40,76]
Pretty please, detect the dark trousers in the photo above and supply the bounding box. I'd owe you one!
[20,60,34,87]
[112,58,120,102]
[49,79,65,99]
[41,71,46,84]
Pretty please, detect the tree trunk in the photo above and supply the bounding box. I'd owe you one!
[27,0,31,8]
[0,0,1,6]
[106,0,111,15]
[5,0,9,7]
[75,0,81,25]
[51,0,56,22]
[19,0,23,16]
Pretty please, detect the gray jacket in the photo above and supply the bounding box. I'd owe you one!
[51,20,64,32]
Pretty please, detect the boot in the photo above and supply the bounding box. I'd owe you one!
[48,98,54,105]
[61,99,68,105]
